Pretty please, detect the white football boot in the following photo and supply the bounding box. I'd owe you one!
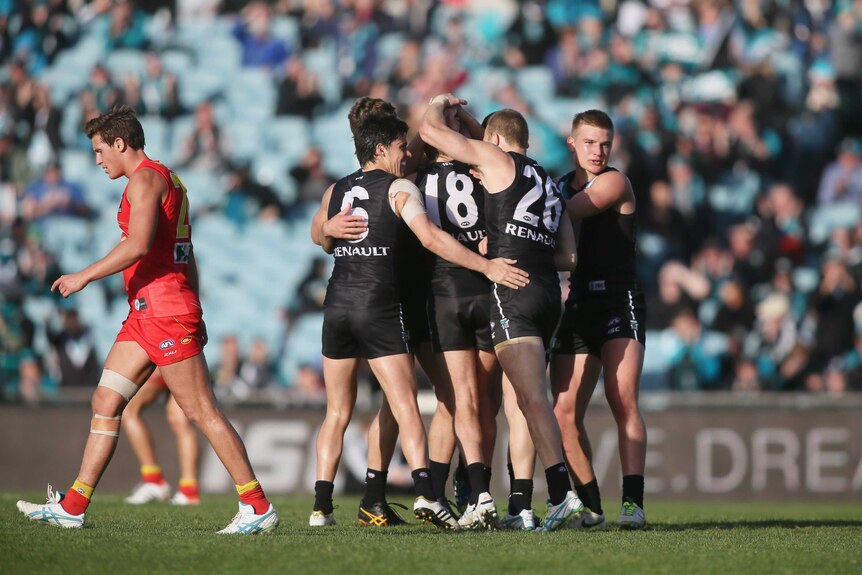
[17,485,84,529]
[309,510,337,526]
[498,508,538,531]
[170,491,201,506]
[538,491,583,532]
[413,496,460,530]
[124,481,170,504]
[217,502,279,534]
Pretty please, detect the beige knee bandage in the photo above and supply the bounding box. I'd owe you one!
[98,369,139,401]
[91,414,121,437]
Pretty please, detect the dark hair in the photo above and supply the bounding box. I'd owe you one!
[84,105,145,150]
[571,109,614,134]
[348,97,397,137]
[485,109,529,149]
[354,115,408,166]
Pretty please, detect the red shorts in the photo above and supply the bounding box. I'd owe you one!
[116,313,208,367]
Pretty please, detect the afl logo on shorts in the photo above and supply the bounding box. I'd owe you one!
[159,339,176,350]
[181,336,194,345]
[134,297,148,311]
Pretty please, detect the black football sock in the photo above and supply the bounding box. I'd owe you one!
[575,479,603,515]
[622,475,644,509]
[412,468,435,501]
[360,468,387,507]
[313,480,334,514]
[466,462,489,505]
[429,460,450,501]
[545,463,572,506]
[508,479,533,515]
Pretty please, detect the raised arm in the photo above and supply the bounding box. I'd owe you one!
[419,94,514,193]
[52,169,163,298]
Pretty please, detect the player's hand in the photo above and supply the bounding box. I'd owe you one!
[430,93,467,108]
[51,272,89,298]
[322,203,367,240]
[485,258,529,289]
[478,236,488,256]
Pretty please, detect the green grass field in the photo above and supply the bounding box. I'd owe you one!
[2,493,860,575]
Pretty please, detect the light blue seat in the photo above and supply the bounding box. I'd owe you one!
[266,116,310,164]
[104,49,148,80]
[138,116,171,162]
[226,69,276,121]
[516,66,556,106]
[224,119,266,162]
[807,203,861,245]
[253,153,296,202]
[178,68,226,108]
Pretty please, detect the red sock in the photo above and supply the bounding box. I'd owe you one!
[238,485,270,515]
[62,489,90,516]
[179,480,199,499]
[141,465,165,484]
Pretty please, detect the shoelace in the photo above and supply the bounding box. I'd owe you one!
[46,484,62,505]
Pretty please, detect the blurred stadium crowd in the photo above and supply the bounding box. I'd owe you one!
[2,0,862,404]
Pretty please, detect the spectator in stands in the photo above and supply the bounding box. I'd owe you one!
[816,137,862,206]
[14,221,62,296]
[9,0,76,73]
[286,256,327,325]
[736,293,799,391]
[86,64,121,112]
[275,56,324,118]
[0,299,37,402]
[140,52,184,119]
[45,308,100,388]
[23,83,63,170]
[803,252,861,389]
[646,260,710,330]
[822,302,862,394]
[291,362,325,399]
[640,179,690,264]
[222,163,282,229]
[105,0,149,51]
[504,0,558,68]
[176,100,227,173]
[21,162,91,223]
[285,147,334,221]
[665,308,727,391]
[0,130,31,192]
[236,339,276,392]
[231,1,290,69]
[297,0,340,49]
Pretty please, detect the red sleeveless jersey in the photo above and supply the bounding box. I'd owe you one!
[118,159,201,318]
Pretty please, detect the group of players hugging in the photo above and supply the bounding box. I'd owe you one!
[16,93,645,535]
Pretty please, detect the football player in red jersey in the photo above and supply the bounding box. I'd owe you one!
[16,106,278,534]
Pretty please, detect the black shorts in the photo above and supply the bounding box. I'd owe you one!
[551,290,646,357]
[428,293,493,353]
[401,292,431,348]
[490,282,561,350]
[322,304,409,360]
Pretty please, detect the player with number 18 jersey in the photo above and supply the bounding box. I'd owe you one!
[418,160,492,352]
